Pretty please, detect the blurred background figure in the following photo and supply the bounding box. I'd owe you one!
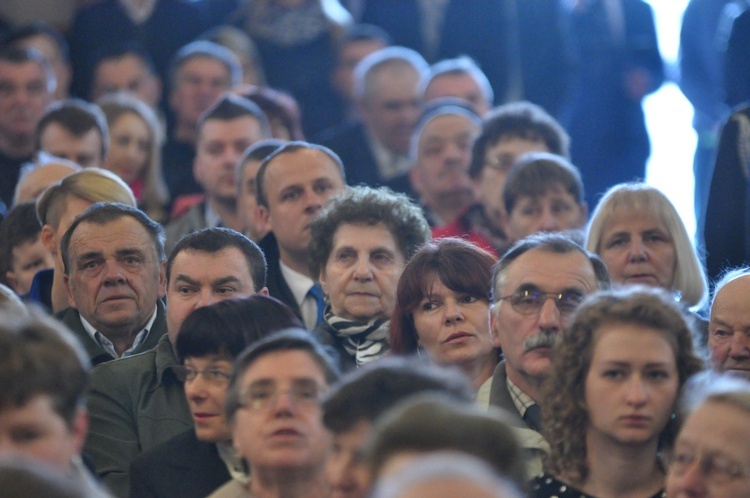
[564,0,664,208]
[0,310,108,497]
[98,92,169,222]
[0,201,54,296]
[665,373,750,497]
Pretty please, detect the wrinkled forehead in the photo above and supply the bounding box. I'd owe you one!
[502,248,597,294]
[712,274,750,313]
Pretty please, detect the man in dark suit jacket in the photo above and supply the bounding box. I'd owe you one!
[316,46,427,195]
[485,233,609,476]
[58,203,167,364]
[256,142,347,329]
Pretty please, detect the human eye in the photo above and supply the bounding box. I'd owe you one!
[205,369,231,383]
[371,251,394,265]
[27,80,46,95]
[175,284,196,295]
[669,448,694,472]
[280,188,301,201]
[645,369,671,381]
[602,369,625,380]
[336,249,356,262]
[10,427,43,444]
[313,181,333,194]
[712,328,733,340]
[420,299,440,312]
[122,255,142,267]
[707,454,745,480]
[458,294,479,304]
[557,291,583,312]
[605,235,628,249]
[174,366,197,382]
[293,383,320,401]
[552,200,573,214]
[79,259,101,273]
[205,143,223,156]
[520,204,540,217]
[645,231,670,244]
[215,286,238,297]
[514,290,541,306]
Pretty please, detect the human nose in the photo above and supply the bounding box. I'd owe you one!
[353,257,373,280]
[625,376,648,406]
[729,332,750,359]
[303,189,326,213]
[670,459,708,497]
[537,297,561,331]
[184,375,208,400]
[627,238,648,262]
[538,207,560,232]
[443,299,465,324]
[102,259,126,284]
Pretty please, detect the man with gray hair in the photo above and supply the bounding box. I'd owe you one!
[317,46,427,192]
[708,268,750,379]
[422,56,494,116]
[487,232,609,476]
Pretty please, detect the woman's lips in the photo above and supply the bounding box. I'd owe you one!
[443,332,473,344]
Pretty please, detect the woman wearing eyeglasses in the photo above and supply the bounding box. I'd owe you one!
[129,296,302,498]
[666,373,750,497]
[533,287,703,498]
[390,238,498,392]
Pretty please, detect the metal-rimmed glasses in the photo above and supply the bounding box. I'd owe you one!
[667,448,748,485]
[173,365,231,385]
[498,289,584,315]
[239,383,323,411]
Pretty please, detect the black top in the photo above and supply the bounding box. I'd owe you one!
[532,474,665,498]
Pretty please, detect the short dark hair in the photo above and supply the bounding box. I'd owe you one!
[236,139,285,195]
[225,329,340,425]
[241,86,304,140]
[166,227,267,291]
[0,309,89,427]
[468,101,569,179]
[168,40,241,90]
[176,295,302,361]
[339,23,392,49]
[60,202,165,275]
[197,93,270,138]
[390,238,496,355]
[321,356,472,434]
[90,41,157,77]
[491,232,610,304]
[503,152,584,215]
[0,46,55,93]
[256,141,346,208]
[0,202,42,280]
[34,99,109,160]
[2,21,69,63]
[308,186,431,278]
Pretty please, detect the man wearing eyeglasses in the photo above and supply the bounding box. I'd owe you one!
[212,329,340,497]
[486,232,610,476]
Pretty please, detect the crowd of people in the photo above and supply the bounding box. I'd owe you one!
[0,0,749,497]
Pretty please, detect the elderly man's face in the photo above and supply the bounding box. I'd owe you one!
[491,248,598,398]
[64,215,165,340]
[360,65,421,156]
[410,113,478,217]
[709,275,750,379]
[232,349,331,474]
[423,73,490,116]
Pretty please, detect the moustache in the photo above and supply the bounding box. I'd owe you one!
[523,330,560,352]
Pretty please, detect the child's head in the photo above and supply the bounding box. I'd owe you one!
[0,202,54,295]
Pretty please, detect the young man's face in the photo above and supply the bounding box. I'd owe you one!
[504,185,587,243]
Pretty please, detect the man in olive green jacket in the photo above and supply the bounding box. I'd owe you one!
[84,227,268,497]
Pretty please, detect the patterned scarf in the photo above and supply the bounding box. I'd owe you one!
[323,306,390,367]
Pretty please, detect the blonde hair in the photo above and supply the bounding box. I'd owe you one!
[585,183,708,309]
[36,168,136,229]
[97,93,169,222]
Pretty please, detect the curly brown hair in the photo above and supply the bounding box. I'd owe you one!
[542,286,704,484]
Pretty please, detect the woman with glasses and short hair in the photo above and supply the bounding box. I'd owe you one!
[534,287,703,498]
[129,296,302,498]
[390,238,498,391]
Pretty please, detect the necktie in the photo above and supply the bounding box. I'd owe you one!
[523,404,542,432]
[307,284,325,326]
